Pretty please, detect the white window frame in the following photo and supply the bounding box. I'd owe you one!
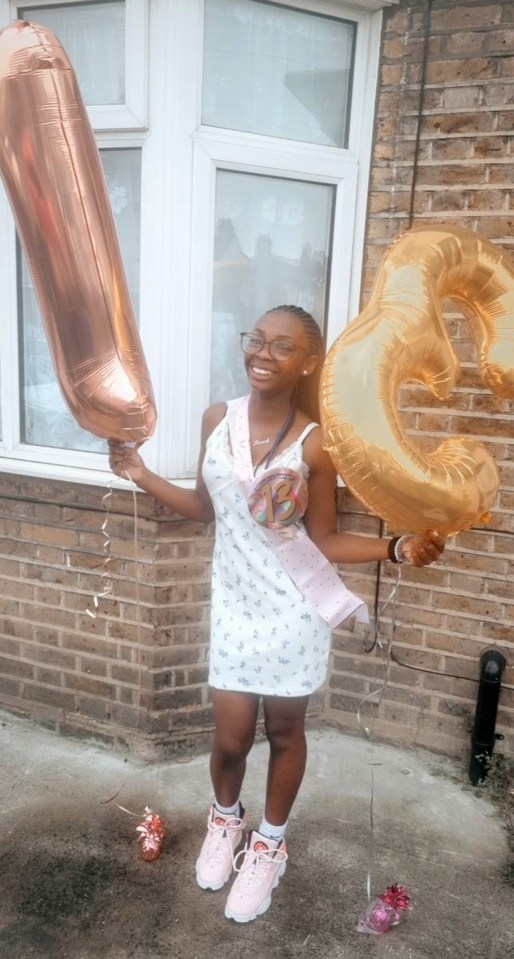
[186,136,359,474]
[11,0,149,129]
[0,0,386,485]
[180,0,384,475]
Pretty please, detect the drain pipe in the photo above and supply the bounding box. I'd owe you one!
[468,649,506,785]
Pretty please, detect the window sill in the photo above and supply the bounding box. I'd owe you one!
[0,456,195,491]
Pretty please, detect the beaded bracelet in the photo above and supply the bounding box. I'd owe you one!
[388,537,400,562]
[387,535,409,563]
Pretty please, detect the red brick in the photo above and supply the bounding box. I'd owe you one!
[19,604,76,630]
[152,646,202,668]
[0,538,34,559]
[34,586,63,606]
[21,562,72,585]
[152,687,203,710]
[426,59,497,84]
[431,7,502,30]
[78,657,108,677]
[32,627,60,646]
[24,685,76,711]
[35,545,64,564]
[487,29,514,52]
[64,673,116,699]
[76,697,110,721]
[0,656,34,679]
[384,10,424,37]
[35,667,62,687]
[62,633,119,658]
[0,676,22,698]
[109,662,147,686]
[107,620,153,644]
[20,523,77,547]
[118,686,137,706]
[474,135,511,156]
[0,636,20,657]
[21,643,73,669]
[467,189,508,210]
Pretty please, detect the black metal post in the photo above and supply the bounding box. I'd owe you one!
[468,649,506,785]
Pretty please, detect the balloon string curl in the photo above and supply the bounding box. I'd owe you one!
[95,476,143,805]
[357,566,402,905]
[86,484,114,618]
[128,477,144,732]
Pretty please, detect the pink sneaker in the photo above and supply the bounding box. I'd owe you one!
[196,806,247,891]
[224,830,288,922]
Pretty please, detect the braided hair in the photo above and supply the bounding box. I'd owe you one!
[263,305,324,423]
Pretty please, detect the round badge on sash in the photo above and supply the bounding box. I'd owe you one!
[247,467,308,529]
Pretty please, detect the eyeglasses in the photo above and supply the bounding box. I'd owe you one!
[240,332,307,362]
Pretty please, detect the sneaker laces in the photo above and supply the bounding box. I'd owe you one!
[203,815,245,865]
[232,842,288,890]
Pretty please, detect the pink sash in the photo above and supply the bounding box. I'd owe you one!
[226,396,368,629]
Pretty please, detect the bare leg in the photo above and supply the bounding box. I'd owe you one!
[210,689,259,807]
[262,695,310,825]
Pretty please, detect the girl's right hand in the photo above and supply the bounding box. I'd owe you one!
[108,440,147,485]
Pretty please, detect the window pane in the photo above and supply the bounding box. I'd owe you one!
[203,0,355,147]
[210,170,334,403]
[19,148,141,452]
[19,1,125,105]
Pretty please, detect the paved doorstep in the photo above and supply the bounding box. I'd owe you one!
[0,713,512,959]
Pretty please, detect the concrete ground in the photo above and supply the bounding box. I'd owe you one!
[0,712,512,959]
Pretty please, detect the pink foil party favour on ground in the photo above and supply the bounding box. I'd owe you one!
[136,807,166,862]
[357,884,412,935]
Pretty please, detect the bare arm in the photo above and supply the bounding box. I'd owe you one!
[108,404,226,524]
[302,429,445,567]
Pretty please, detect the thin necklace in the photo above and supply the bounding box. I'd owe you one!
[249,403,296,466]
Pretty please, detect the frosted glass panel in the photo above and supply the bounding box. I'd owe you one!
[19,148,141,452]
[19,1,125,105]
[203,0,355,147]
[210,170,334,403]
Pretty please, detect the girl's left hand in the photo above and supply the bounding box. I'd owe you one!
[402,530,445,567]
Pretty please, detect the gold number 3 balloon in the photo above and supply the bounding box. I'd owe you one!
[320,226,514,536]
[0,21,156,443]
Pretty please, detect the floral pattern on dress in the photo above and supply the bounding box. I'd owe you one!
[202,406,331,697]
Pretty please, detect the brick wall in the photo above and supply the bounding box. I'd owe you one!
[0,473,217,758]
[326,0,514,757]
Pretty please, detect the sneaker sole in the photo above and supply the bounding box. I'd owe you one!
[195,821,247,892]
[224,861,286,923]
[196,863,233,891]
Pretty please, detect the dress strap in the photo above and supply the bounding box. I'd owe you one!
[296,422,320,446]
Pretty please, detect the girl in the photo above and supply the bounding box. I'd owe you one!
[109,305,444,924]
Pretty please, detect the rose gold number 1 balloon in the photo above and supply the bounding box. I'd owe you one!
[0,20,156,443]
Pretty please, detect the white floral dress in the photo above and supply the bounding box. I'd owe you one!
[202,405,332,697]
